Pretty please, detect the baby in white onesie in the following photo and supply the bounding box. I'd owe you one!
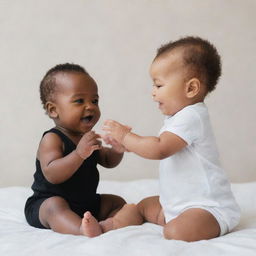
[103,36,240,241]
[159,102,240,236]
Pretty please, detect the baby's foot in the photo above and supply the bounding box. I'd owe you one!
[80,211,102,237]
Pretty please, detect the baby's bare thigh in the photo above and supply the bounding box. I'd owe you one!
[137,196,165,226]
[39,196,71,228]
[164,208,220,241]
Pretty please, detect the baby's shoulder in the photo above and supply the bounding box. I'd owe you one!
[39,130,63,150]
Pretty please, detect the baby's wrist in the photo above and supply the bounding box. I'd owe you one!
[121,131,131,144]
[119,125,132,144]
[74,149,86,160]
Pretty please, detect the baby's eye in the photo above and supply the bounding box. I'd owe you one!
[92,98,99,105]
[154,84,162,88]
[74,98,84,104]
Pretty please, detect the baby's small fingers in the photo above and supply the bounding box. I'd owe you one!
[124,125,132,131]
[99,134,111,144]
[103,119,114,126]
[109,138,121,147]
[109,137,115,143]
[90,133,102,142]
[83,131,99,140]
[102,125,110,131]
[99,134,107,141]
[104,119,122,128]
[91,144,101,152]
[97,139,102,147]
[103,137,111,144]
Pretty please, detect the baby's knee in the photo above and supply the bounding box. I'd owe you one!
[112,203,142,228]
[41,196,69,216]
[163,221,191,241]
[116,203,139,218]
[121,203,137,211]
[137,198,149,214]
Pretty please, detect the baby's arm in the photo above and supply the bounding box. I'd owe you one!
[38,131,101,184]
[103,120,187,160]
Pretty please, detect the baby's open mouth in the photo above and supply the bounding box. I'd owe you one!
[81,115,93,123]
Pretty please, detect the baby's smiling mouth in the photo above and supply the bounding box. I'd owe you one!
[81,115,94,123]
[157,101,163,107]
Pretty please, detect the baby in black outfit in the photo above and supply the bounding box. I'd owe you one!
[24,63,140,237]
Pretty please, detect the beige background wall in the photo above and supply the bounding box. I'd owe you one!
[0,0,255,187]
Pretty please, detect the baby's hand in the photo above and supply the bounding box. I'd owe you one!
[101,134,128,153]
[102,120,131,144]
[76,131,102,159]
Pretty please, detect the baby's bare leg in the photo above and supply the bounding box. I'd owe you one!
[79,194,126,236]
[137,196,165,226]
[98,194,126,220]
[98,194,143,232]
[163,208,220,241]
[39,196,91,235]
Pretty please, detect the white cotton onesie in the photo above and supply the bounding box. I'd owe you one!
[159,102,240,235]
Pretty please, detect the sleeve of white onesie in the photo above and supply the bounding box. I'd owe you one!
[161,108,203,146]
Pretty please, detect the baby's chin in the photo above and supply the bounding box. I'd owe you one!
[161,109,178,116]
[158,105,171,115]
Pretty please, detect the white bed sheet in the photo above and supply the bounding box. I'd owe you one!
[0,179,256,256]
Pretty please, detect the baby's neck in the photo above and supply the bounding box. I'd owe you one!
[54,125,84,144]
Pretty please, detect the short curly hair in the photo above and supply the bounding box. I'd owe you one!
[39,63,88,109]
[155,36,222,93]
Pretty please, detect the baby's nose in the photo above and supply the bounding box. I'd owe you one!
[85,102,94,109]
[151,88,156,98]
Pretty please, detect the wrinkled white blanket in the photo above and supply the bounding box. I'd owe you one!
[1,179,256,256]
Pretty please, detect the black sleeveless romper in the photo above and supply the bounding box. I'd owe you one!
[24,128,101,229]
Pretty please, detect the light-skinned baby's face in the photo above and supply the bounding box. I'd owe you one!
[47,72,100,135]
[150,50,197,116]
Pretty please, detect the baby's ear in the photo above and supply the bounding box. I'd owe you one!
[45,101,58,118]
[185,78,201,98]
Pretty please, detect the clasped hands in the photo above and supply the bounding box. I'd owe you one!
[76,120,131,159]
